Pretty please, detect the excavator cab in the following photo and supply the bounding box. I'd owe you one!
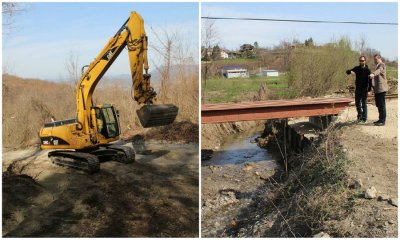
[94,104,120,139]
[94,103,178,135]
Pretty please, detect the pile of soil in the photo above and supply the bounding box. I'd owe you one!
[146,121,199,143]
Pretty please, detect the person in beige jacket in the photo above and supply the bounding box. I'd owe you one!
[369,54,389,126]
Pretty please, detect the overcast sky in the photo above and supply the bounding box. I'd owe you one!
[2,2,199,81]
[202,2,398,60]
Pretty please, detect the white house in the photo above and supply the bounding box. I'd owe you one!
[220,50,229,59]
[262,70,279,77]
[203,48,229,59]
[222,66,248,78]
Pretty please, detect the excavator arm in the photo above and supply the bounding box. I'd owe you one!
[76,11,178,135]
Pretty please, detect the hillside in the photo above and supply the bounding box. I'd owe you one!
[3,75,76,148]
[2,73,198,148]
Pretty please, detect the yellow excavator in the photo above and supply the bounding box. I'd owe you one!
[39,12,178,173]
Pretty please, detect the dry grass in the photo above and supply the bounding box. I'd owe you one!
[264,123,351,237]
[2,74,75,148]
[157,68,199,123]
[2,71,198,149]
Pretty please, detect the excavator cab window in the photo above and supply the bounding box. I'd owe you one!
[95,106,120,139]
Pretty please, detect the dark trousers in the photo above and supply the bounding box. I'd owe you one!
[355,89,368,121]
[374,92,386,123]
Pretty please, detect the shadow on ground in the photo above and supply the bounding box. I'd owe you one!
[3,142,199,237]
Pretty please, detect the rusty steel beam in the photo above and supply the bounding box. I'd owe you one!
[202,97,353,124]
[367,93,398,102]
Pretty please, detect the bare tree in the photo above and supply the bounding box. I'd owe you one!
[357,34,367,56]
[2,2,27,36]
[150,26,197,103]
[150,27,177,103]
[64,50,80,93]
[149,26,198,121]
[201,18,219,103]
[3,2,28,73]
[277,39,296,72]
[202,18,219,51]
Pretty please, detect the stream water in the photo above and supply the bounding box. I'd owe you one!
[203,130,275,166]
[201,128,281,237]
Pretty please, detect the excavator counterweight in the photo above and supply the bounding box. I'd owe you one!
[137,104,179,128]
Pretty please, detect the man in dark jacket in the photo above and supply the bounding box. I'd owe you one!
[346,56,372,124]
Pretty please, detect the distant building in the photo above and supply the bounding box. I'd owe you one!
[262,70,279,77]
[220,50,229,59]
[222,66,248,78]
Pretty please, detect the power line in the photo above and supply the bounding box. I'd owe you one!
[202,16,398,26]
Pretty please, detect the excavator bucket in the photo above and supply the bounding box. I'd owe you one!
[137,104,179,128]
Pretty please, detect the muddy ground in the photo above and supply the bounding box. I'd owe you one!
[2,140,199,237]
[332,99,398,237]
[201,99,398,237]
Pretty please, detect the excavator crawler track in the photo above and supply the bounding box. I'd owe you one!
[106,145,135,163]
[49,151,100,174]
[49,145,135,173]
